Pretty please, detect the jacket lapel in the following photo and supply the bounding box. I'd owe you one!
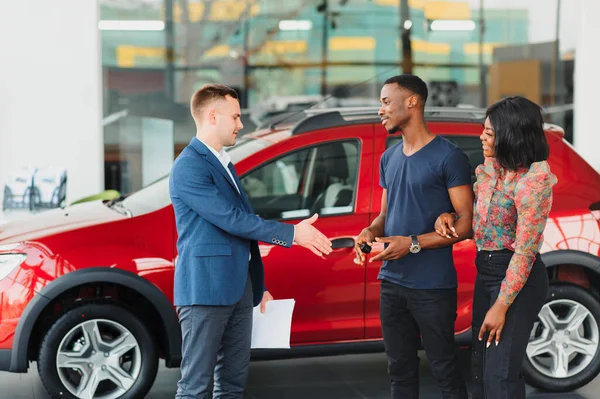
[190,138,241,197]
[227,162,253,212]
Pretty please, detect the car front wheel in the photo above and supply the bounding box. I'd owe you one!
[524,283,600,392]
[38,303,158,399]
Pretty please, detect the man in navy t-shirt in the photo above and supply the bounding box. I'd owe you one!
[356,75,474,399]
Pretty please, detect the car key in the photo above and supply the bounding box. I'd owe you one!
[360,242,372,254]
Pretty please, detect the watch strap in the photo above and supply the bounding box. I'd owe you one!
[410,234,419,246]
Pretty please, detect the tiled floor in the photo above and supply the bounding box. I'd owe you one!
[0,350,597,398]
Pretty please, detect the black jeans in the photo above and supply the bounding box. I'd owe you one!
[471,250,549,399]
[380,280,468,399]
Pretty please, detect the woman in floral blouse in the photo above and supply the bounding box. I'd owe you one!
[435,96,557,399]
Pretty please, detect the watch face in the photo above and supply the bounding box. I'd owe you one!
[409,244,421,254]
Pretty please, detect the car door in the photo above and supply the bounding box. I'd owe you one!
[240,125,374,344]
[365,126,481,338]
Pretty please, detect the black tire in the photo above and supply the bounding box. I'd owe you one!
[523,284,600,392]
[38,304,159,399]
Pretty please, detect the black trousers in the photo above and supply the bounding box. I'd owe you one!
[380,280,468,399]
[471,250,549,399]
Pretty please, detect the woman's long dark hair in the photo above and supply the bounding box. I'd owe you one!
[486,96,549,171]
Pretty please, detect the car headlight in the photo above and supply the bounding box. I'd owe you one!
[0,254,27,280]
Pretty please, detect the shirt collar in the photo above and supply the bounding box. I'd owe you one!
[196,138,231,167]
[220,147,232,166]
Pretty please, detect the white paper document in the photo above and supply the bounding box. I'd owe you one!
[251,299,295,349]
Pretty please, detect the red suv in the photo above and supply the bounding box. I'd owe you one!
[0,107,599,399]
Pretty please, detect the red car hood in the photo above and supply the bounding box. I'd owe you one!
[0,201,125,244]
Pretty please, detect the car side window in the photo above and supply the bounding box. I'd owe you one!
[386,136,402,149]
[241,140,360,220]
[242,148,308,200]
[443,136,484,184]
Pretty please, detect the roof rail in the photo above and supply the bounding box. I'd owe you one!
[290,111,357,135]
[291,106,486,135]
[304,106,487,118]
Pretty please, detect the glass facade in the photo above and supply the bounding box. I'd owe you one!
[100,0,578,194]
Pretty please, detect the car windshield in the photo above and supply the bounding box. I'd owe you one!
[118,137,274,216]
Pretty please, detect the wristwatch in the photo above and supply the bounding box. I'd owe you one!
[409,235,421,254]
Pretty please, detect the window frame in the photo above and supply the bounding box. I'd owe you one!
[240,138,362,221]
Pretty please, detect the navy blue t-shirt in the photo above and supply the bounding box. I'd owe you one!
[378,135,471,289]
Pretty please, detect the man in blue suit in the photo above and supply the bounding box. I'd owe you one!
[170,84,332,399]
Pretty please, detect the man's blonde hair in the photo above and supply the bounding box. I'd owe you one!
[190,84,239,119]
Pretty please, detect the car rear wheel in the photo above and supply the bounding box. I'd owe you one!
[38,304,158,399]
[524,284,600,392]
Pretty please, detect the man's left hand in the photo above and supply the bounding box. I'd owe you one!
[260,290,274,313]
[369,236,411,262]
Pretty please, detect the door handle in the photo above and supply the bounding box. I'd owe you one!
[331,237,355,249]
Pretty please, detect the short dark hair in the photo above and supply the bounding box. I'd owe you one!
[384,74,428,106]
[486,96,549,171]
[190,84,238,119]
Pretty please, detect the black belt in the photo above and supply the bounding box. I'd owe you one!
[476,248,514,259]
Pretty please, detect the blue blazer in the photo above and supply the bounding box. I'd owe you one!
[169,138,295,307]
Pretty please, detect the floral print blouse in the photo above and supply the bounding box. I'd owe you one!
[473,157,558,306]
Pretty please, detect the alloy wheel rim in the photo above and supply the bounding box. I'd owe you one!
[56,319,142,399]
[527,299,599,379]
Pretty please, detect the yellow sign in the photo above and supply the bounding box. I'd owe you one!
[375,0,425,9]
[116,46,166,68]
[425,1,471,20]
[166,0,259,23]
[397,39,451,55]
[464,42,502,55]
[205,45,231,58]
[261,40,307,54]
[329,37,376,51]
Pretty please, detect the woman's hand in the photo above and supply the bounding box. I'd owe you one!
[434,213,458,239]
[478,302,509,347]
